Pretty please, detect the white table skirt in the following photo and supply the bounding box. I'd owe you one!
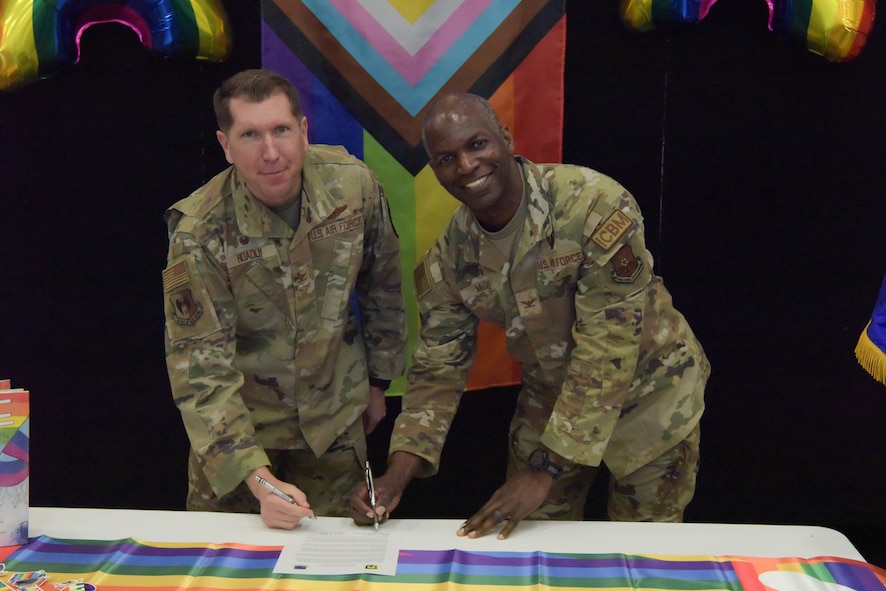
[27,507,867,561]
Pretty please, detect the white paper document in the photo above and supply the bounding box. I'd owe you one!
[273,529,401,576]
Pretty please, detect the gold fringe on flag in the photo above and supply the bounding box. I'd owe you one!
[855,320,886,386]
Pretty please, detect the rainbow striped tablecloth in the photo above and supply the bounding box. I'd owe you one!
[0,536,883,591]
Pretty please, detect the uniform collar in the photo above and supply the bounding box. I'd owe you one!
[514,156,555,259]
[466,157,555,270]
[228,147,344,239]
[229,167,294,239]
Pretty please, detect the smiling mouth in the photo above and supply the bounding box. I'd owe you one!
[463,174,490,190]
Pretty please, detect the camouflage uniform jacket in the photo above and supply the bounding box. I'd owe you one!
[163,144,407,497]
[392,157,708,479]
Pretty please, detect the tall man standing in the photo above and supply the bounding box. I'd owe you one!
[163,69,406,528]
[352,93,709,539]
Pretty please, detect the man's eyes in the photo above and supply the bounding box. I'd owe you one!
[435,140,487,165]
[239,127,291,139]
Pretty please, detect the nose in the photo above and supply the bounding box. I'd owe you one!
[456,151,477,175]
[262,135,280,161]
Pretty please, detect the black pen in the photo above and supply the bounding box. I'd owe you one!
[255,476,316,518]
[364,460,379,531]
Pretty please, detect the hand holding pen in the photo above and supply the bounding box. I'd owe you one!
[349,451,420,528]
[253,473,315,528]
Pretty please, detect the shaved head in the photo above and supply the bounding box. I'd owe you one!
[419,91,522,231]
[421,93,503,154]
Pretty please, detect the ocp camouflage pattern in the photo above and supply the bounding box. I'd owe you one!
[391,157,709,480]
[163,145,407,499]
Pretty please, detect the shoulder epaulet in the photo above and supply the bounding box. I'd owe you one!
[166,168,231,228]
[307,144,364,168]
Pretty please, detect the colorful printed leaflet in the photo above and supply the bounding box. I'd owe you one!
[0,383,28,547]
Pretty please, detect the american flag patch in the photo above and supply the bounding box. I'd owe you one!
[163,261,189,293]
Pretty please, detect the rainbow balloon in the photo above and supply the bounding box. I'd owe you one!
[0,0,231,91]
[620,0,720,32]
[767,0,876,61]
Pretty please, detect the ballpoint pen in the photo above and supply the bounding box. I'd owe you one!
[255,476,316,518]
[364,460,379,531]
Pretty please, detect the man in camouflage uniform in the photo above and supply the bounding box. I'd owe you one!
[351,93,709,539]
[163,69,406,528]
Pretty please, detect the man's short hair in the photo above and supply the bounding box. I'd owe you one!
[421,93,503,150]
[213,69,303,132]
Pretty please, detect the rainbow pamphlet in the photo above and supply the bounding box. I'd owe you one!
[0,380,28,547]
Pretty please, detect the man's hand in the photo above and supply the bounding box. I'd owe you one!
[457,468,554,540]
[349,451,421,525]
[362,385,387,435]
[247,467,315,529]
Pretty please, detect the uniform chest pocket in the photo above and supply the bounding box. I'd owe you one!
[458,275,506,324]
[320,238,357,321]
[234,263,292,332]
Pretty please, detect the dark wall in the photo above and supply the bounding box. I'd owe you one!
[0,0,260,510]
[1,0,883,565]
[562,0,886,553]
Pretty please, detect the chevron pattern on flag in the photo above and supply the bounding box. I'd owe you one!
[261,0,566,393]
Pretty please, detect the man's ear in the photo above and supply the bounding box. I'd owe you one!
[216,130,234,164]
[501,125,516,155]
[300,115,309,141]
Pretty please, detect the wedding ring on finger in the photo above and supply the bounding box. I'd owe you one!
[492,510,506,523]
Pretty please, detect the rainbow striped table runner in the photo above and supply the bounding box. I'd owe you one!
[0,536,883,591]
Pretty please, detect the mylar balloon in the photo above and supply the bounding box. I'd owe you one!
[620,0,720,32]
[0,0,231,91]
[767,0,875,61]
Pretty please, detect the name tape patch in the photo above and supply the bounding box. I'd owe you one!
[309,214,364,242]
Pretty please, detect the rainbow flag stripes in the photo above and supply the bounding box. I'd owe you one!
[261,0,567,394]
[0,536,884,591]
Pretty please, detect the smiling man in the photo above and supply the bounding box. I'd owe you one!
[350,93,709,539]
[215,90,309,208]
[163,69,406,529]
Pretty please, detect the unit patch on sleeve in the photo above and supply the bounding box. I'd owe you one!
[169,288,204,325]
[610,244,643,283]
[163,256,223,341]
[591,209,634,250]
[164,260,204,325]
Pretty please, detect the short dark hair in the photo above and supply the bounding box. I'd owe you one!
[213,69,303,132]
[421,92,503,150]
